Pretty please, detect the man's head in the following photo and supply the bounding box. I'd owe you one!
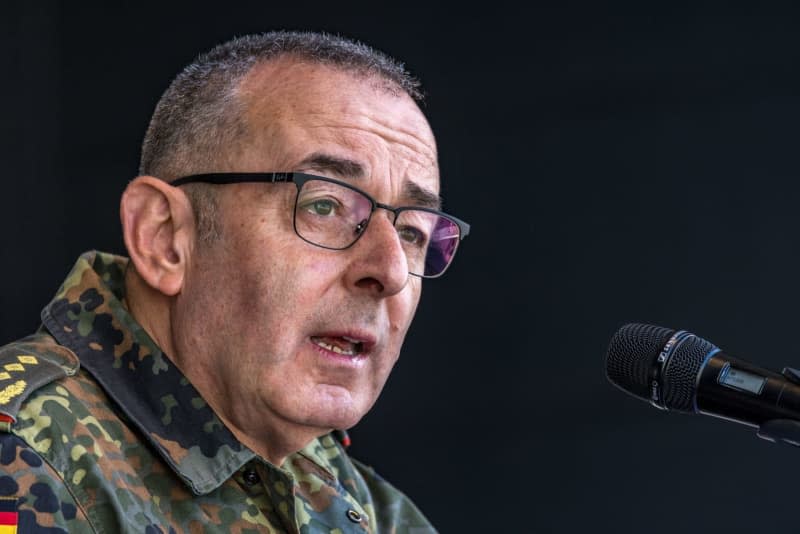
[139,31,424,243]
[121,32,455,462]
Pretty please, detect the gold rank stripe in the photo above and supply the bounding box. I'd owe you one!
[0,381,26,405]
[0,356,40,378]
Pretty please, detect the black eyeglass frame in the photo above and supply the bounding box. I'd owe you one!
[171,172,471,278]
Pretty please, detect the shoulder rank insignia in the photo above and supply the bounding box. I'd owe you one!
[0,332,79,430]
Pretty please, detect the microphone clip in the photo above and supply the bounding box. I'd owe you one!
[781,367,800,385]
[757,419,800,448]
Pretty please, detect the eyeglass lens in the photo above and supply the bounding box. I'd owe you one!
[294,179,461,277]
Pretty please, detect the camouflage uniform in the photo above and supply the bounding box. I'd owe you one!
[0,251,435,533]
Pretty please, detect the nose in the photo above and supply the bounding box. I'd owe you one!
[345,211,409,296]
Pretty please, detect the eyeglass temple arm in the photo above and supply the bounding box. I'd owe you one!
[170,172,295,187]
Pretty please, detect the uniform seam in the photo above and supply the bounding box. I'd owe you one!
[297,450,336,483]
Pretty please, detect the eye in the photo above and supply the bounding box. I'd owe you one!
[397,225,427,247]
[301,198,338,217]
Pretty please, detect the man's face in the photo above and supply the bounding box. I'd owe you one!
[174,60,439,439]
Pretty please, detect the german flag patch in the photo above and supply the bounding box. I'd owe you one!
[0,497,18,533]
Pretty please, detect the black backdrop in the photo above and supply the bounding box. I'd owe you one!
[4,4,800,533]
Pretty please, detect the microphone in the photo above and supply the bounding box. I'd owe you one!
[606,323,800,447]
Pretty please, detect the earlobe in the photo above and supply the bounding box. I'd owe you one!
[120,176,194,296]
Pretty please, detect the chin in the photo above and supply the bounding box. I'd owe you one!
[309,403,366,431]
[303,386,370,430]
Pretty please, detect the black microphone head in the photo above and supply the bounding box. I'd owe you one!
[606,323,719,412]
[606,323,675,401]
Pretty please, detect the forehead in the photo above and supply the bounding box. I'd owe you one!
[234,58,439,193]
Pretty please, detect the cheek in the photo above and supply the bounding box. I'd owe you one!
[232,246,332,340]
[389,283,422,334]
[304,256,338,282]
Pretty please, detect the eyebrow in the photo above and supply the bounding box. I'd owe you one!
[404,181,442,210]
[298,151,442,210]
[298,152,366,180]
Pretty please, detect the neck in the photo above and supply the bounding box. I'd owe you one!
[212,409,327,466]
[124,266,178,359]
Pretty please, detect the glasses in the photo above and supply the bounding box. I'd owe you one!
[171,172,470,278]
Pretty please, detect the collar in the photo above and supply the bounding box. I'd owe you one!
[40,251,257,495]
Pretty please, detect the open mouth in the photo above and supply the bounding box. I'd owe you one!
[310,335,366,356]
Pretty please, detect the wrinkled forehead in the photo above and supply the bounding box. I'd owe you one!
[233,58,439,187]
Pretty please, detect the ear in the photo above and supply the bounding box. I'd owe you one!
[120,176,195,296]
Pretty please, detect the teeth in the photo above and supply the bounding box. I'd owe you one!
[341,337,365,352]
[313,338,357,355]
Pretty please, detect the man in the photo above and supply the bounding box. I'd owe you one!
[0,31,469,533]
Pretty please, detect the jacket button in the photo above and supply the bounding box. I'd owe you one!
[346,509,362,523]
[242,468,260,486]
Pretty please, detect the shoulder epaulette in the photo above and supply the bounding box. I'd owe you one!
[0,332,79,430]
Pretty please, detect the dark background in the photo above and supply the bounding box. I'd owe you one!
[4,3,800,532]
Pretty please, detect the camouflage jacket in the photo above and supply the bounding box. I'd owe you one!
[0,251,435,533]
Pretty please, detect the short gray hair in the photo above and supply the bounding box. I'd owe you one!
[139,30,422,181]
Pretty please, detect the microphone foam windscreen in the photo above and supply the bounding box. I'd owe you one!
[606,323,675,401]
[606,323,718,411]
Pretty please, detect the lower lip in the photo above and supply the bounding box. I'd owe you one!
[309,339,369,366]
